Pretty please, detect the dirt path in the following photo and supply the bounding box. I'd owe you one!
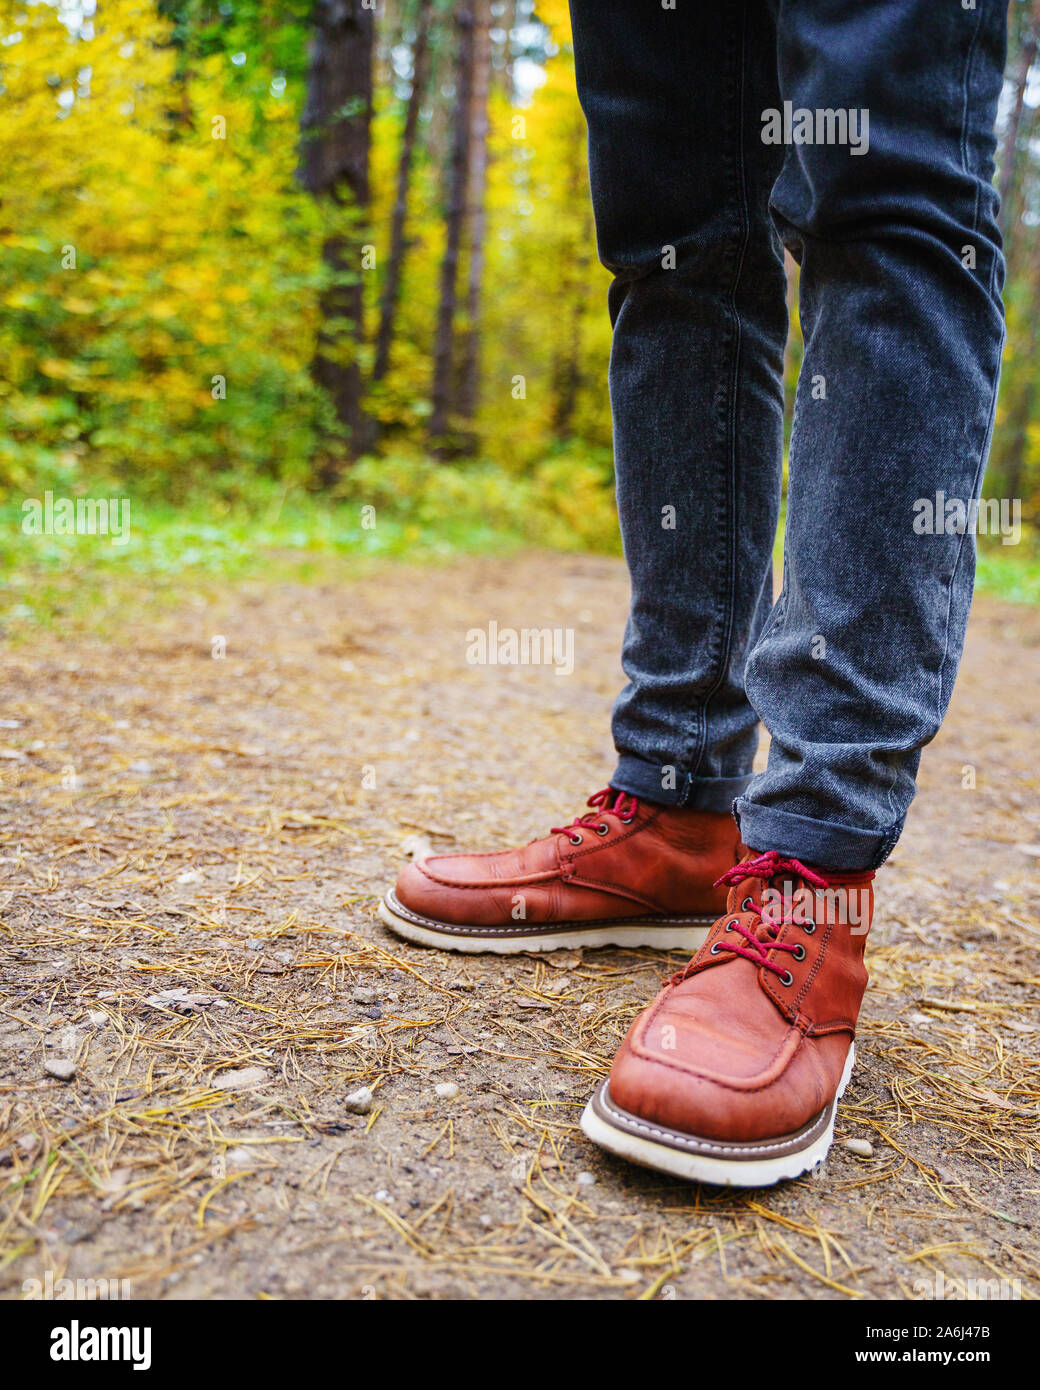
[1,552,1039,1300]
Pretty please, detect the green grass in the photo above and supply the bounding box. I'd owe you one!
[0,488,524,635]
[975,533,1040,604]
[0,453,621,634]
[1,471,1036,639]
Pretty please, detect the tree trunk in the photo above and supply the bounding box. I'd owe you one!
[373,0,434,384]
[999,261,1040,514]
[456,0,492,446]
[299,0,374,477]
[429,5,475,455]
[551,143,591,438]
[502,0,517,101]
[999,0,1040,248]
[551,291,583,439]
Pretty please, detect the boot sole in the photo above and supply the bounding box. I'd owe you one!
[579,1044,856,1188]
[378,890,714,955]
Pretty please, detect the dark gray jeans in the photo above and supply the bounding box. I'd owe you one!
[569,0,1007,869]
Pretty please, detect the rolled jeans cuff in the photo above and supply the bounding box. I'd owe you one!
[611,756,751,814]
[733,798,902,872]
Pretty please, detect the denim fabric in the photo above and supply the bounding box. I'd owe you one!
[569,0,1007,870]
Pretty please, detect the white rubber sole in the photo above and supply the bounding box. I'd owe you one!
[580,1044,856,1188]
[378,892,713,955]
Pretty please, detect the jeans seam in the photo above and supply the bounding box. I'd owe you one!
[878,3,988,829]
[960,1,984,230]
[685,0,750,796]
[932,0,997,758]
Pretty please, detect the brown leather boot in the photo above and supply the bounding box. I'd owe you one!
[581,850,876,1186]
[379,788,744,954]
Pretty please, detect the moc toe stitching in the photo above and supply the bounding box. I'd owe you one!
[627,1016,804,1094]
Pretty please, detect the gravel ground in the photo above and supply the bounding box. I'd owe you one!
[1,551,1038,1300]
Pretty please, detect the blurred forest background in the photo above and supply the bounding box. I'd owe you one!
[1,0,1039,608]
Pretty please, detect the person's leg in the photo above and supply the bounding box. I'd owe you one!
[568,0,788,813]
[379,0,783,954]
[735,0,1007,869]
[584,0,1007,1186]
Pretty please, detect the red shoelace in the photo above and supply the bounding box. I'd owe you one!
[672,850,874,984]
[550,787,639,843]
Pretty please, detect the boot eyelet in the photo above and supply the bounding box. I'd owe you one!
[710,942,723,954]
[779,970,794,987]
[569,834,583,845]
[726,919,739,931]
[792,944,806,961]
[619,816,634,824]
[596,824,609,836]
[741,896,754,911]
[802,922,816,934]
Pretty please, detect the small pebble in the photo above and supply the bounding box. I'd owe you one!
[401,834,434,861]
[344,1086,373,1115]
[212,1066,268,1091]
[88,1012,108,1028]
[352,986,381,1005]
[435,1082,459,1100]
[225,1146,262,1173]
[363,1006,383,1020]
[844,1137,874,1158]
[44,1058,77,1081]
[577,1171,597,1186]
[374,1189,391,1202]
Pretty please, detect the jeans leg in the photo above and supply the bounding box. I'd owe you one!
[569,0,789,813]
[735,0,1007,869]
